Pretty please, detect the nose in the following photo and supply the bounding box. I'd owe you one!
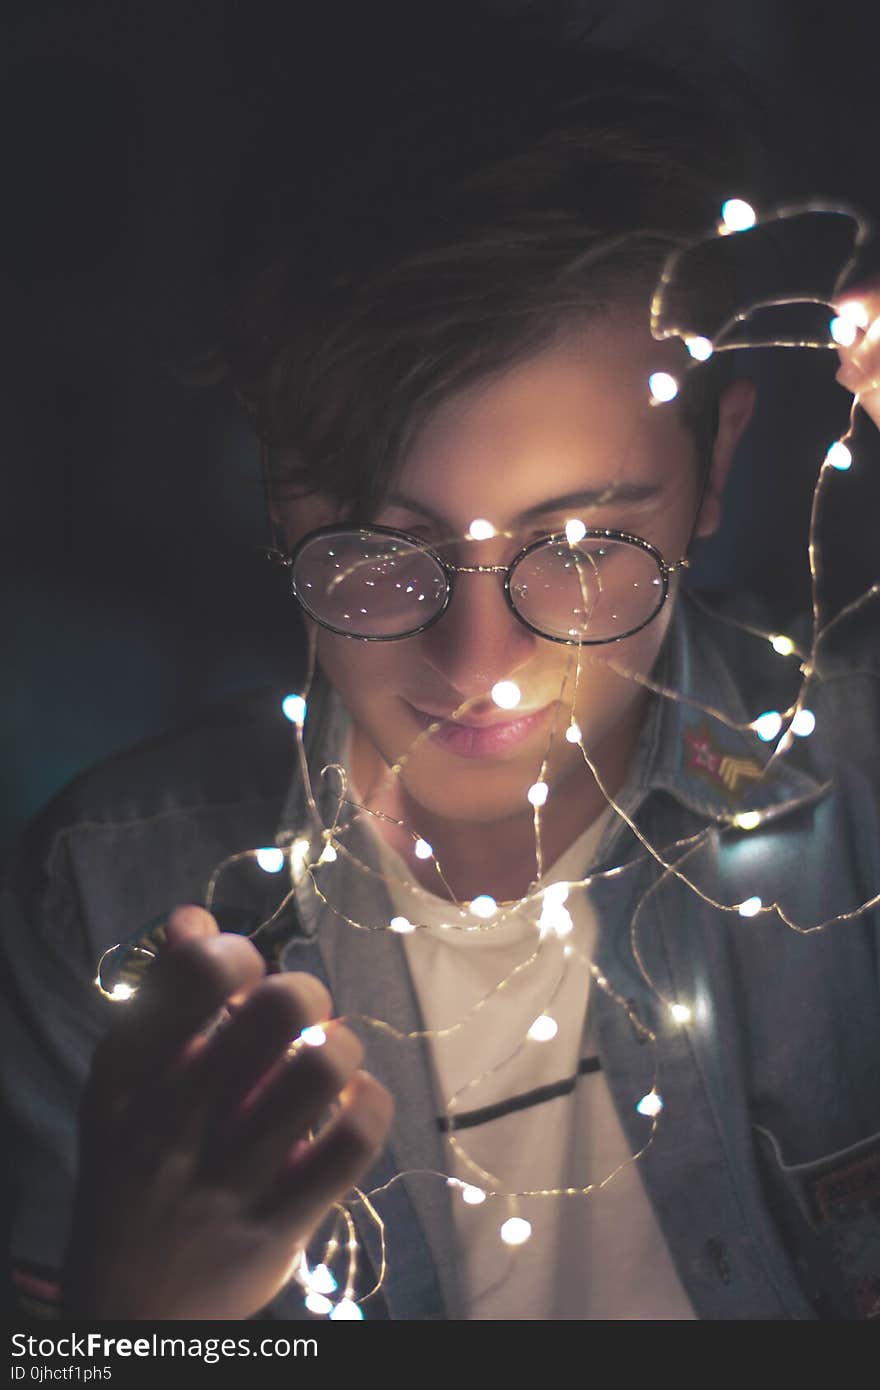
[417,561,538,700]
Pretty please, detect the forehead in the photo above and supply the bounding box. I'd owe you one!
[391,318,694,527]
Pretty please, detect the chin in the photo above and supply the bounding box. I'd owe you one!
[395,741,579,826]
[398,775,535,826]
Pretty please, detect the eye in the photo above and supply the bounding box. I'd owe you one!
[372,515,432,540]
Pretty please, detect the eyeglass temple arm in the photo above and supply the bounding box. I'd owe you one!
[260,444,303,571]
[260,443,284,554]
[681,399,722,558]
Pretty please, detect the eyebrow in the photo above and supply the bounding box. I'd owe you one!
[384,483,664,527]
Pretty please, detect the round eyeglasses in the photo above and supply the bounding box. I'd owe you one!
[278,524,689,645]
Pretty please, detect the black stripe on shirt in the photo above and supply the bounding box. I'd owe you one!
[437,1055,602,1133]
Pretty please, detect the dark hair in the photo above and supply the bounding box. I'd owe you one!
[220,23,769,519]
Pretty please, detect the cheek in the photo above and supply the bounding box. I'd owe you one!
[570,597,676,717]
[315,630,408,716]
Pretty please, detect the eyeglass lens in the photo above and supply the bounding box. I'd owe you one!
[510,538,665,641]
[293,531,448,637]
[292,529,665,641]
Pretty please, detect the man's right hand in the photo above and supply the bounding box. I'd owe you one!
[63,905,393,1320]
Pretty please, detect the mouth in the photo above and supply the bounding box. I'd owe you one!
[405,700,554,759]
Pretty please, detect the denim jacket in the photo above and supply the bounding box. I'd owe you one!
[3,592,880,1320]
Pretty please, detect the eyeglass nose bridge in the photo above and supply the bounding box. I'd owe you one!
[448,562,511,576]
[445,559,690,576]
[439,560,527,635]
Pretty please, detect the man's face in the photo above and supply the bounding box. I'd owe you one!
[279,317,750,828]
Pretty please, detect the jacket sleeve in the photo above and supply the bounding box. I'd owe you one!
[0,810,118,1307]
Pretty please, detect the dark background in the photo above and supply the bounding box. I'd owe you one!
[2,0,880,857]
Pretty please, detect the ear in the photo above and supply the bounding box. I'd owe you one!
[694,378,756,538]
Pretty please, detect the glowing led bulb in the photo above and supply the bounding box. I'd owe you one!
[540,903,573,938]
[305,1292,333,1316]
[830,316,858,348]
[527,1014,559,1042]
[837,300,870,330]
[414,838,434,859]
[648,371,679,403]
[491,680,521,710]
[282,694,307,726]
[307,1264,338,1295]
[543,881,569,906]
[500,1217,532,1246]
[670,1003,691,1024]
[468,518,496,540]
[527,781,549,807]
[469,894,497,919]
[720,198,757,232]
[109,982,133,1002]
[389,915,416,934]
[564,517,587,545]
[300,1025,327,1047]
[825,442,852,470]
[733,811,762,831]
[636,1091,664,1117]
[791,708,816,738]
[461,1184,487,1205]
[685,335,714,361]
[753,710,783,742]
[738,896,763,918]
[769,634,795,656]
[565,722,582,744]
[291,836,311,879]
[256,846,285,874]
[330,1299,364,1320]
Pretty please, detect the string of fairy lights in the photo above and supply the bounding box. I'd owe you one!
[94,196,879,1319]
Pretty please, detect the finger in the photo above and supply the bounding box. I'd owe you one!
[835,318,880,430]
[834,297,880,424]
[851,311,880,367]
[215,1020,365,1190]
[255,1070,393,1229]
[139,973,338,1170]
[93,932,266,1095]
[835,279,880,322]
[178,971,333,1129]
[163,904,221,947]
[834,289,880,377]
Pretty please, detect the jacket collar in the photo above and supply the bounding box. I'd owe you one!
[643,594,826,826]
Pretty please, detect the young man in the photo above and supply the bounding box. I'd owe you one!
[3,36,880,1320]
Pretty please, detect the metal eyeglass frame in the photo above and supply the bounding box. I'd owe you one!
[272,522,690,646]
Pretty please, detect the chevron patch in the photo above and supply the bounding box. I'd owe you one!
[683,721,762,800]
[718,754,763,794]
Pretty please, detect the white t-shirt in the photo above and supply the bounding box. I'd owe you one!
[364,811,696,1319]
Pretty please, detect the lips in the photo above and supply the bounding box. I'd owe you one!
[406,700,554,758]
